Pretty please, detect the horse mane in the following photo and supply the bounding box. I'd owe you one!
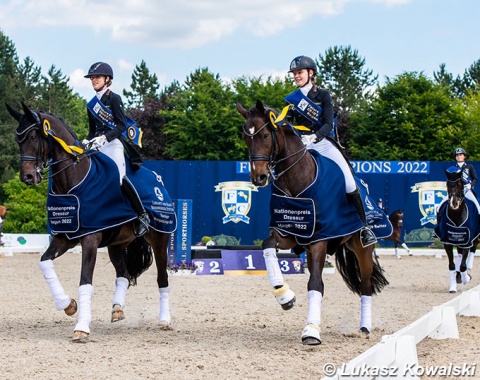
[40,110,80,141]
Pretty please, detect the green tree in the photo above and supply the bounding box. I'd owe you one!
[162,68,245,160]
[123,60,160,109]
[349,72,466,161]
[2,175,48,233]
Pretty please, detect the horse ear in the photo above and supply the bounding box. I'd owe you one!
[5,103,22,121]
[21,102,39,123]
[255,99,265,114]
[236,102,248,119]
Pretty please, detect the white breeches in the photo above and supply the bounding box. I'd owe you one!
[308,138,356,193]
[100,138,125,184]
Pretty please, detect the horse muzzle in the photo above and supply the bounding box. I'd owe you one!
[20,166,42,185]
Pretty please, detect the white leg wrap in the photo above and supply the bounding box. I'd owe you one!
[360,295,372,331]
[112,277,129,308]
[74,284,94,334]
[449,270,457,293]
[395,247,401,259]
[401,243,410,253]
[306,290,322,326]
[159,287,171,323]
[38,260,71,311]
[461,270,471,285]
[467,251,475,270]
[301,323,321,342]
[455,253,462,272]
[263,248,284,287]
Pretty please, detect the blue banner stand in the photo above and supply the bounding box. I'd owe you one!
[168,199,193,266]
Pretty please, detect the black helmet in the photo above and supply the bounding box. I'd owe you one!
[454,147,467,157]
[84,62,114,79]
[378,198,383,202]
[289,55,316,73]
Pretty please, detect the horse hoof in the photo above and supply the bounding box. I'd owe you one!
[456,271,462,284]
[72,330,89,343]
[449,289,457,294]
[302,336,321,345]
[359,327,370,334]
[281,296,296,311]
[159,320,173,330]
[111,304,125,322]
[64,299,77,316]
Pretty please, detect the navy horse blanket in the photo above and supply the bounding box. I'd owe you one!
[47,153,177,239]
[434,198,480,248]
[269,150,385,245]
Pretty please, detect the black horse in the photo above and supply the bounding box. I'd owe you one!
[7,103,175,341]
[435,167,478,293]
[237,100,388,345]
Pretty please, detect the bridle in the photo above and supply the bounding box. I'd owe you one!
[16,112,89,180]
[446,177,464,207]
[243,113,307,181]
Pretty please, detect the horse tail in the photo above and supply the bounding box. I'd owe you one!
[125,237,154,286]
[335,245,389,296]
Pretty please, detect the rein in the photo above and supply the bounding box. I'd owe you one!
[243,117,307,181]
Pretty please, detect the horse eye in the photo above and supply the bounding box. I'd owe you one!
[262,133,269,140]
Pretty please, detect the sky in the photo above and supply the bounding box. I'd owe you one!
[1,0,479,101]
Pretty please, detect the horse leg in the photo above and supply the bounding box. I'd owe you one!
[262,234,296,310]
[149,231,172,328]
[72,235,101,342]
[458,249,471,285]
[467,246,475,270]
[394,242,401,259]
[301,242,327,345]
[401,242,411,256]
[444,245,457,293]
[38,236,78,316]
[108,245,129,322]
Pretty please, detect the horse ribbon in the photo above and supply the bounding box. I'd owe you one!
[86,97,143,147]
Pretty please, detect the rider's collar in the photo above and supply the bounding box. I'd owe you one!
[96,86,109,99]
[300,83,313,96]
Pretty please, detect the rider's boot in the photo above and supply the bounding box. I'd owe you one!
[347,188,377,247]
[121,176,150,237]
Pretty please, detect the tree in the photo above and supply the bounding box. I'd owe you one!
[349,72,466,161]
[123,60,160,109]
[162,68,245,160]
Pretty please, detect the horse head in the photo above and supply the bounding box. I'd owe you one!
[445,167,464,210]
[236,100,280,187]
[6,103,84,188]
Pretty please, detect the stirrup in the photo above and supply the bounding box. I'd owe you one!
[134,213,150,237]
[360,227,377,248]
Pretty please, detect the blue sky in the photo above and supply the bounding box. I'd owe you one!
[1,0,479,101]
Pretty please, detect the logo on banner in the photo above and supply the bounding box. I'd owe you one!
[214,181,258,224]
[411,181,447,225]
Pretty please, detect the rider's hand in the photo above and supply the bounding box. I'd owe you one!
[81,139,90,147]
[301,134,318,146]
[465,183,472,190]
[89,135,107,150]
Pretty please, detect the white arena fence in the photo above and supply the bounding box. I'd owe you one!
[322,284,480,380]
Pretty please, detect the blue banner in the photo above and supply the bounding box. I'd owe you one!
[168,199,193,265]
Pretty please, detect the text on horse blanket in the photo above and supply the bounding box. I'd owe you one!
[270,150,364,245]
[47,153,176,238]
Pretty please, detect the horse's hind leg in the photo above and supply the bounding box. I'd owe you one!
[401,242,411,256]
[262,234,296,310]
[38,236,78,316]
[108,245,129,322]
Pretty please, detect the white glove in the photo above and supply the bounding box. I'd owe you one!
[81,139,90,147]
[465,183,472,191]
[89,135,108,150]
[301,134,318,146]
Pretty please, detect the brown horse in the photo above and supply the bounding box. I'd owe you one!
[7,103,175,341]
[236,100,388,345]
[435,168,477,293]
[385,210,411,259]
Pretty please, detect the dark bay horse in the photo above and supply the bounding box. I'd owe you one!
[236,100,388,345]
[385,210,411,259]
[435,168,478,293]
[7,103,174,342]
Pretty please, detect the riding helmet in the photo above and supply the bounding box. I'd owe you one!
[84,62,114,79]
[454,147,467,157]
[289,55,316,73]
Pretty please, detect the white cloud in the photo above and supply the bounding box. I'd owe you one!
[0,0,408,49]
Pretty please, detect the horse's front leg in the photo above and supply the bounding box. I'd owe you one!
[457,248,471,285]
[72,234,101,342]
[301,242,327,345]
[38,236,78,316]
[149,232,171,328]
[445,244,457,293]
[262,231,296,310]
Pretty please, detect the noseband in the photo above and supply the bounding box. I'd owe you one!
[16,113,49,177]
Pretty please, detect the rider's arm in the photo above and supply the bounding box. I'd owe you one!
[314,89,334,140]
[104,92,127,142]
[468,163,478,188]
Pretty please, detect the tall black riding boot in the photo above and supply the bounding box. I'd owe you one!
[121,176,150,237]
[347,188,377,247]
